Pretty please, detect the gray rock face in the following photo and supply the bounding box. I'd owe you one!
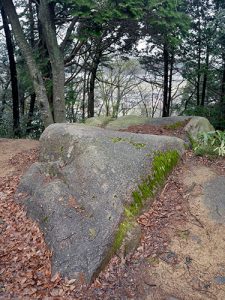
[184,116,215,138]
[204,176,225,224]
[17,124,185,282]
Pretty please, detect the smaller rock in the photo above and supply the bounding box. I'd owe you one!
[190,234,201,244]
[0,192,7,201]
[214,276,225,285]
[0,282,5,293]
[184,116,214,138]
[160,251,177,264]
[175,205,182,211]
[185,256,193,265]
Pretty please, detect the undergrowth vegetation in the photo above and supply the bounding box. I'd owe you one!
[193,131,225,157]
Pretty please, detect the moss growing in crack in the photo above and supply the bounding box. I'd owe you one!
[112,149,180,251]
[111,137,146,149]
[131,142,146,149]
[42,216,49,223]
[112,220,133,252]
[111,137,125,143]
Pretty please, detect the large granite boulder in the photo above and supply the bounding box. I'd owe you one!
[17,124,185,282]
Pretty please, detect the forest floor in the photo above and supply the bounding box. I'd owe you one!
[1,126,225,300]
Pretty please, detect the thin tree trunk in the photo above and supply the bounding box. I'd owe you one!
[88,65,98,118]
[82,69,87,121]
[38,0,65,123]
[221,53,225,104]
[196,4,201,106]
[1,6,20,136]
[1,0,53,127]
[26,93,36,133]
[113,84,121,118]
[1,8,20,136]
[88,48,102,118]
[28,0,35,48]
[168,52,174,116]
[19,90,25,116]
[162,43,169,117]
[218,53,225,129]
[196,49,201,106]
[201,45,209,106]
[0,80,10,117]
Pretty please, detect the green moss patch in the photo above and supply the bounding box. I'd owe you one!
[112,149,180,252]
[111,137,146,149]
[164,121,186,130]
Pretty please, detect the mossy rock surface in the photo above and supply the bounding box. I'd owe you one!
[85,116,114,127]
[106,115,149,130]
[17,124,185,282]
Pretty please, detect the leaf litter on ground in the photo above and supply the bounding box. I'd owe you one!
[0,130,225,299]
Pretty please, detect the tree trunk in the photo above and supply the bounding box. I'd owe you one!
[113,83,121,118]
[26,93,36,133]
[196,5,201,106]
[88,45,102,118]
[88,65,98,118]
[196,48,201,106]
[162,43,169,117]
[201,45,209,106]
[221,53,225,104]
[218,53,225,129]
[82,69,87,121]
[36,2,53,114]
[1,6,20,136]
[168,52,174,116]
[38,0,66,123]
[1,0,53,127]
[28,0,35,48]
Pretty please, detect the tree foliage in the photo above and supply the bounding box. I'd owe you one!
[0,0,225,138]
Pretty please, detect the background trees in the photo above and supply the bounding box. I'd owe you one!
[0,0,224,138]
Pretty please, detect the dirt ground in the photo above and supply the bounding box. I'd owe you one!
[0,139,39,177]
[1,130,225,299]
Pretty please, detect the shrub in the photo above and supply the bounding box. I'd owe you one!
[193,130,225,157]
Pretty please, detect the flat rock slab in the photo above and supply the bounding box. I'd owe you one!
[204,176,225,224]
[17,124,185,282]
[105,115,190,130]
[103,116,215,139]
